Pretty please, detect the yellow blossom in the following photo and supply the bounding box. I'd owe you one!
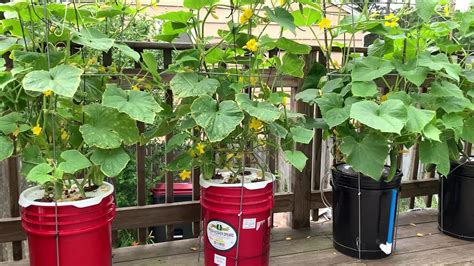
[370,11,379,18]
[381,94,388,102]
[179,170,191,181]
[243,39,259,52]
[318,17,331,29]
[444,5,449,16]
[385,13,396,20]
[60,129,69,141]
[226,153,235,160]
[279,0,285,6]
[250,76,257,86]
[98,66,107,73]
[131,85,140,91]
[240,8,253,24]
[384,21,398,28]
[384,13,399,28]
[32,125,42,136]
[282,96,287,106]
[190,149,197,157]
[88,58,97,65]
[196,143,206,154]
[43,89,53,97]
[249,117,263,131]
[12,128,20,137]
[239,76,244,83]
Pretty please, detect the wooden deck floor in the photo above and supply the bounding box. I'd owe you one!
[4,209,474,265]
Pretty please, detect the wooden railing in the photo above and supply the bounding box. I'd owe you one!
[0,42,448,261]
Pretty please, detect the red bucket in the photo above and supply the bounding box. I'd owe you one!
[201,169,274,266]
[19,182,116,266]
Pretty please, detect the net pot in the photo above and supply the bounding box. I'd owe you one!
[200,168,274,266]
[18,182,116,266]
[331,164,402,259]
[439,157,474,240]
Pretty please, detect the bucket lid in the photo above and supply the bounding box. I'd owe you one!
[200,168,274,190]
[448,156,474,177]
[332,163,402,190]
[19,181,114,208]
[151,183,193,196]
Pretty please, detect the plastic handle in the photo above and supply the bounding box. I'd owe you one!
[387,188,398,244]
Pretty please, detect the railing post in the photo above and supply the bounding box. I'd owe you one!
[136,122,147,244]
[7,141,22,260]
[291,51,317,229]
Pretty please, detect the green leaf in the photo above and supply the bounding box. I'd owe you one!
[170,72,219,98]
[350,99,407,134]
[423,122,442,141]
[167,153,194,171]
[264,6,296,33]
[22,65,83,97]
[0,112,24,135]
[351,56,394,82]
[165,133,187,153]
[91,148,130,177]
[292,7,321,27]
[268,122,288,138]
[0,136,13,161]
[141,52,161,82]
[284,150,308,172]
[0,37,23,55]
[276,37,311,54]
[462,117,474,143]
[302,62,326,90]
[290,126,313,144]
[394,60,429,87]
[322,78,344,93]
[191,95,244,142]
[58,150,91,174]
[295,89,318,104]
[430,80,464,98]
[155,11,194,23]
[351,81,378,97]
[315,93,350,128]
[419,140,450,176]
[27,163,54,185]
[419,52,461,81]
[442,113,464,139]
[183,0,218,9]
[278,53,305,78]
[114,43,140,62]
[102,85,163,124]
[416,0,438,22]
[80,104,139,149]
[235,93,280,123]
[340,133,389,179]
[406,106,436,134]
[71,29,114,51]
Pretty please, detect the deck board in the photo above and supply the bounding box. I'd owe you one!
[4,209,474,265]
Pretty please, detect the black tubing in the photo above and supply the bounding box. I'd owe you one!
[439,156,474,240]
[331,163,402,259]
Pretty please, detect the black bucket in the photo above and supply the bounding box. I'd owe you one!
[439,156,474,240]
[331,164,402,259]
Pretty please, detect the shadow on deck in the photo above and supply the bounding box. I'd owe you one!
[4,209,474,265]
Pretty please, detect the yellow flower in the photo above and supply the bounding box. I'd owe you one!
[249,117,263,131]
[238,76,244,83]
[226,153,235,160]
[279,0,285,6]
[381,94,388,102]
[444,5,449,16]
[32,125,42,136]
[370,11,379,18]
[243,39,259,52]
[240,8,253,24]
[179,170,191,181]
[98,66,107,73]
[384,13,399,28]
[196,143,205,154]
[250,76,257,86]
[88,58,97,65]
[282,96,287,106]
[318,17,331,29]
[60,129,69,141]
[131,85,140,91]
[43,89,53,97]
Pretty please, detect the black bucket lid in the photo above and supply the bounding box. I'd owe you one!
[332,163,402,190]
[448,156,474,178]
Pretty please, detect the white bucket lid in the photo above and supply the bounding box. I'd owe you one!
[19,181,114,208]
[200,168,274,190]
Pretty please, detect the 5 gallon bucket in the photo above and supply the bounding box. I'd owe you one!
[19,182,116,266]
[439,157,474,240]
[331,164,402,259]
[201,168,274,266]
